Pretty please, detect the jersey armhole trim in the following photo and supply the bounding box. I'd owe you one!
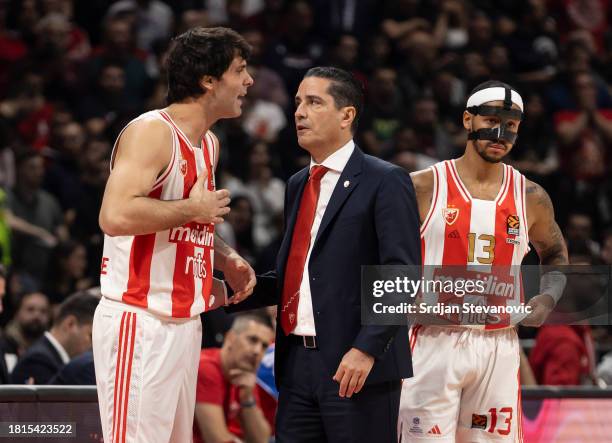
[420,165,439,237]
[109,113,177,192]
[151,127,177,191]
[519,173,530,251]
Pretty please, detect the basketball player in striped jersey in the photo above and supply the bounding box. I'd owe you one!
[94,28,256,443]
[398,80,568,442]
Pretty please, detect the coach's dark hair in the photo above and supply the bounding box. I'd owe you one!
[469,80,518,97]
[166,27,251,104]
[304,66,364,133]
[54,292,99,326]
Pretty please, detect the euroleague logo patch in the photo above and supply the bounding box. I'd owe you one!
[506,214,520,235]
[442,207,460,225]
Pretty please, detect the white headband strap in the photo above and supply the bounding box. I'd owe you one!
[466,87,524,112]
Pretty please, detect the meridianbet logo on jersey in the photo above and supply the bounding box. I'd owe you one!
[185,252,207,279]
[169,224,214,247]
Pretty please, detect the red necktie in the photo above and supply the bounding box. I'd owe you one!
[281,165,329,335]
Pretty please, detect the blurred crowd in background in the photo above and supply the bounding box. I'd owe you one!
[0,0,611,397]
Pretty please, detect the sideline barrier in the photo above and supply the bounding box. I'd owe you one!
[1,386,611,442]
[0,386,100,442]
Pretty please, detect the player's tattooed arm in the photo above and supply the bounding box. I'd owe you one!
[526,181,568,266]
[409,169,434,225]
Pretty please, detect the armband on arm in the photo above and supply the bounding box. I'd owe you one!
[540,271,567,304]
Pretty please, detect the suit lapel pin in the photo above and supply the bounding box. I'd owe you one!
[344,180,350,188]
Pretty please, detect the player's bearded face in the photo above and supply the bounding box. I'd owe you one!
[469,118,514,164]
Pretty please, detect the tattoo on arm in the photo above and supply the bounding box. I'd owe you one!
[535,224,567,266]
[528,183,569,266]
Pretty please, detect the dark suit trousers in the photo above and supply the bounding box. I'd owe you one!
[276,339,401,443]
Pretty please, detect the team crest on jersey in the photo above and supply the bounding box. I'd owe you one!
[179,156,188,176]
[442,207,460,225]
[506,214,520,235]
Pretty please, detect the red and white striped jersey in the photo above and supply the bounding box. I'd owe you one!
[100,110,217,319]
[420,159,530,329]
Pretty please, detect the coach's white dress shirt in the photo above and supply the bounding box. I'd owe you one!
[293,139,355,336]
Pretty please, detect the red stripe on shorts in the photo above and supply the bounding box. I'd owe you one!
[121,313,137,443]
[112,312,127,441]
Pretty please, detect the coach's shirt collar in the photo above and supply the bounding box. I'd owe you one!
[309,139,355,173]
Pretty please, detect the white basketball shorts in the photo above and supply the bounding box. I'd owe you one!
[399,325,523,442]
[92,296,202,443]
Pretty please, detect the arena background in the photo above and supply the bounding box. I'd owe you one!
[0,0,611,441]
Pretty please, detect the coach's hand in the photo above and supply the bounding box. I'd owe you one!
[333,348,375,398]
[189,172,231,224]
[520,294,554,327]
[226,253,256,304]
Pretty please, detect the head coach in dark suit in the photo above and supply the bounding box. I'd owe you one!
[228,66,421,442]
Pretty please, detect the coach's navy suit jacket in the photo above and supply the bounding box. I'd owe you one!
[230,146,421,387]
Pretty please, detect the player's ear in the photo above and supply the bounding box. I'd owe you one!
[200,75,215,93]
[463,110,473,131]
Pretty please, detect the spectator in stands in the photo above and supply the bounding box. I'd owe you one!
[44,240,91,305]
[245,142,285,236]
[504,0,558,84]
[73,137,111,278]
[48,350,95,385]
[78,59,134,126]
[466,10,493,54]
[7,150,68,283]
[264,0,322,96]
[600,229,612,264]
[396,30,440,102]
[555,70,612,182]
[88,16,151,109]
[324,33,362,79]
[410,96,454,160]
[360,33,392,74]
[432,0,468,51]
[242,0,285,42]
[223,195,257,266]
[44,121,86,214]
[1,292,50,365]
[11,291,98,384]
[105,0,174,53]
[0,265,8,383]
[360,67,407,157]
[194,313,274,443]
[1,71,54,150]
[509,92,559,180]
[529,240,599,386]
[530,324,597,385]
[242,28,289,109]
[32,12,90,102]
[565,212,601,257]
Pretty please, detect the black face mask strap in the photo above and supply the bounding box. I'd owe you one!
[503,87,512,110]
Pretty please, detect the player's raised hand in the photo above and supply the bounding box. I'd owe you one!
[188,172,231,224]
[225,254,256,304]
